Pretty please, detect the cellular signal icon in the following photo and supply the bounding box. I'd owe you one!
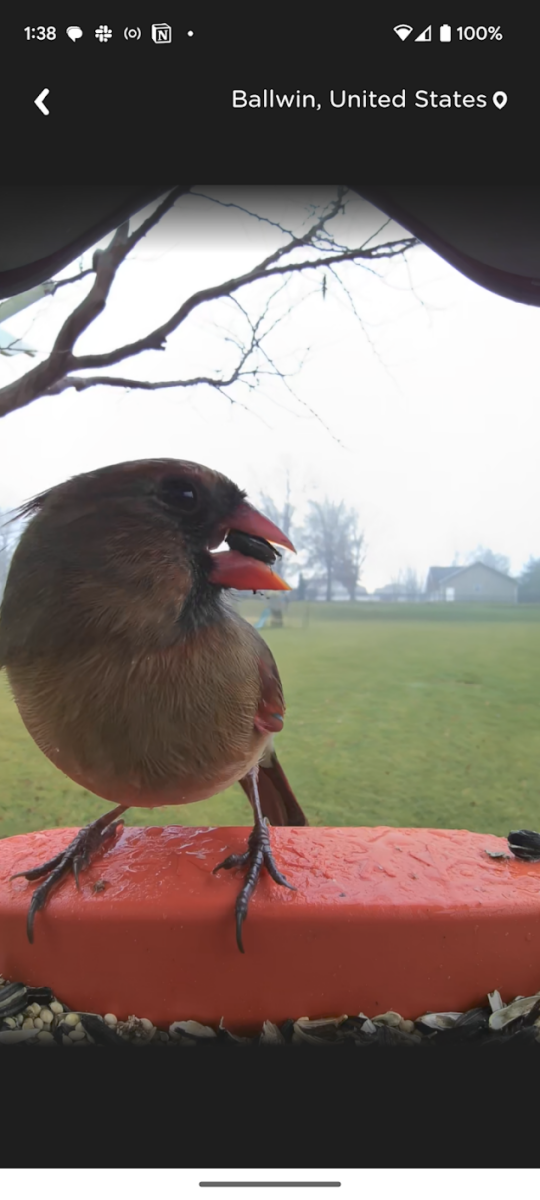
[394,24,413,41]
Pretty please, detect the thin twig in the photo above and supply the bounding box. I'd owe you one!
[0,184,419,428]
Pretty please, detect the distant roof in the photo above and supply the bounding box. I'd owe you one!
[427,561,517,587]
[426,567,455,588]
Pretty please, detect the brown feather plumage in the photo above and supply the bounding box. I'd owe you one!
[0,458,307,823]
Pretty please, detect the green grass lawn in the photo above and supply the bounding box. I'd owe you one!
[1,602,540,839]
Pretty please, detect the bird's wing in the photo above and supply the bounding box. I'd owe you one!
[240,635,308,826]
[253,637,286,736]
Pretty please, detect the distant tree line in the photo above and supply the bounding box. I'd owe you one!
[519,557,540,603]
[2,504,540,605]
[252,496,540,604]
[258,492,366,601]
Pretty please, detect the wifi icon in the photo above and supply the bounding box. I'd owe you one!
[394,24,413,41]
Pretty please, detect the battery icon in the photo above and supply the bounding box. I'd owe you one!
[440,24,451,40]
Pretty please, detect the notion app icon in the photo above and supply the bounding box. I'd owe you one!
[151,23,172,43]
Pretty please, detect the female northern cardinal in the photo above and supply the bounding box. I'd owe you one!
[0,459,308,951]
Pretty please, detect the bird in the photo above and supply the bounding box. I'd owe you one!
[0,458,308,951]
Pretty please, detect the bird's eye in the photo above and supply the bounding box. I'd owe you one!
[160,477,199,513]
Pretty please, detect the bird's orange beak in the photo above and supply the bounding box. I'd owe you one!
[208,501,295,591]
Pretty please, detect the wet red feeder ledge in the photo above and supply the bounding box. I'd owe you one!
[1,825,540,1034]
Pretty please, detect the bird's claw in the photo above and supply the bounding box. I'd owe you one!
[10,850,70,884]
[72,818,124,889]
[214,821,295,953]
[10,810,126,944]
[212,849,250,874]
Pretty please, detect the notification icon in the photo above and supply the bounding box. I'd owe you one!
[66,26,83,41]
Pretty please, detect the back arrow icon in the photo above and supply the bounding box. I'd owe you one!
[34,88,50,115]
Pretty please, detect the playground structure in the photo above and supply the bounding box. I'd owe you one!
[254,605,284,630]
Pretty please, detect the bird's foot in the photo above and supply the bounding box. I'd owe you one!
[213,819,295,953]
[10,805,128,944]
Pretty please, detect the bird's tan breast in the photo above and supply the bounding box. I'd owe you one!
[4,618,267,807]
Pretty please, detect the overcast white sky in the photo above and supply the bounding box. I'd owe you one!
[1,186,538,593]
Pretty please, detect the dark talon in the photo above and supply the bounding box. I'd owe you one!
[213,850,250,875]
[10,850,69,883]
[236,909,246,954]
[213,767,295,953]
[9,805,128,944]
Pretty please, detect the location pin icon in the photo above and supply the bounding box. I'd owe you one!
[492,91,507,109]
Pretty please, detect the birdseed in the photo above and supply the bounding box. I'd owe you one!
[2,973,540,1046]
[62,1011,81,1027]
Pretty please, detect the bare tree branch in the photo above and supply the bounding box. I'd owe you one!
[47,273,343,447]
[0,183,419,424]
[67,239,417,373]
[44,366,258,395]
[0,186,192,419]
[52,268,95,290]
[325,262,404,398]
